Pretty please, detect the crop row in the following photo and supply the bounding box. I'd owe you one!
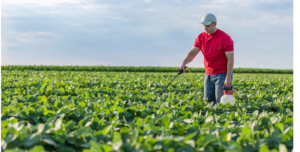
[1,65,293,74]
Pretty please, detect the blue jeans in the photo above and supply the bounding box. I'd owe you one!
[204,72,233,104]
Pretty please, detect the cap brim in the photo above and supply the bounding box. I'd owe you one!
[199,21,212,25]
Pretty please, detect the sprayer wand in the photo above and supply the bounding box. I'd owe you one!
[158,66,186,97]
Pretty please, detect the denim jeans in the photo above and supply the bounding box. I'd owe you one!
[204,72,233,104]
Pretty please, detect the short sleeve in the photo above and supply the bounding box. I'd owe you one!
[193,34,201,48]
[194,39,199,47]
[223,35,234,52]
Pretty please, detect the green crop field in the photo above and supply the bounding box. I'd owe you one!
[1,69,293,152]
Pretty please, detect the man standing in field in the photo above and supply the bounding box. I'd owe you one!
[180,13,234,104]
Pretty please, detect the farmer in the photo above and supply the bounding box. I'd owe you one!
[180,13,234,104]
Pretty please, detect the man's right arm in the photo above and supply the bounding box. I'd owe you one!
[180,46,200,72]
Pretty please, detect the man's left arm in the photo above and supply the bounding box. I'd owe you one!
[224,51,234,87]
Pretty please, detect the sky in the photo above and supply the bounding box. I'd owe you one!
[1,0,294,69]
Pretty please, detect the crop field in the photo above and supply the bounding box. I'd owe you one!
[1,69,293,152]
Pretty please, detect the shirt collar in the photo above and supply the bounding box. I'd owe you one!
[207,29,218,36]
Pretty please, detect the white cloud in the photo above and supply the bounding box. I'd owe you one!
[1,0,293,69]
[1,0,82,6]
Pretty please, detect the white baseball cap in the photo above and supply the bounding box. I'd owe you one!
[200,13,217,25]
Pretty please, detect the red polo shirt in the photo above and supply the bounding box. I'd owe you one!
[194,29,234,75]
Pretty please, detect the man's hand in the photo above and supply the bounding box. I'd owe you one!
[180,65,186,73]
[224,77,232,87]
[180,47,200,74]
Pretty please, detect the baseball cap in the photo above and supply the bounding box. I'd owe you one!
[200,13,217,25]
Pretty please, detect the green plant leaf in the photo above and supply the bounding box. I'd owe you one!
[185,131,197,141]
[279,144,287,152]
[260,145,270,152]
[23,134,42,147]
[205,116,214,123]
[5,134,17,143]
[112,132,123,151]
[65,121,76,130]
[219,113,227,120]
[29,145,45,152]
[183,119,193,123]
[103,125,112,135]
[275,123,284,133]
[41,95,47,105]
